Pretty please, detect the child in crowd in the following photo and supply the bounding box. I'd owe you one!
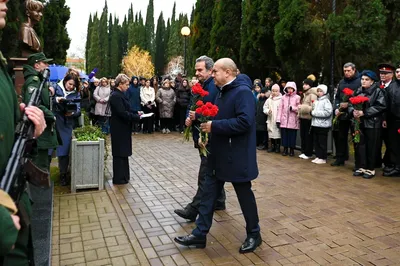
[298,78,318,159]
[311,84,333,164]
[156,79,176,134]
[264,84,282,153]
[277,82,301,156]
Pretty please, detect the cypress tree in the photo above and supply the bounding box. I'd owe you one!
[108,13,113,75]
[42,0,71,65]
[85,14,93,73]
[98,0,109,76]
[167,3,181,59]
[191,0,214,60]
[209,0,241,63]
[88,14,101,74]
[144,0,155,55]
[120,16,129,61]
[164,18,171,65]
[136,12,146,50]
[240,0,280,79]
[0,0,23,58]
[154,12,166,75]
[110,16,121,77]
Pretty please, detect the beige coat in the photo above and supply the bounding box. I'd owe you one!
[93,86,111,116]
[263,94,282,139]
[298,87,318,120]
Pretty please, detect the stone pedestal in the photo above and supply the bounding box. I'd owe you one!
[9,57,27,96]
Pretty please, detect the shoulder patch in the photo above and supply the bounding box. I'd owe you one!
[33,76,39,81]
[28,86,36,93]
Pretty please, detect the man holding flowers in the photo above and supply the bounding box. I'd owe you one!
[174,58,261,254]
[174,56,226,222]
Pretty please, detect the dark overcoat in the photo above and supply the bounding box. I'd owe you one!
[210,74,259,182]
[110,89,140,157]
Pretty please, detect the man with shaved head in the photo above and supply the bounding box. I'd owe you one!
[174,58,261,254]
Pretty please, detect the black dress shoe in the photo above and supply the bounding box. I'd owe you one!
[289,148,294,157]
[383,168,400,177]
[383,166,395,173]
[353,169,364,177]
[214,204,226,211]
[174,234,206,248]
[257,145,267,150]
[331,160,344,166]
[282,148,288,156]
[239,235,262,254]
[174,208,197,222]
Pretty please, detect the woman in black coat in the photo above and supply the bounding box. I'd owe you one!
[109,74,141,184]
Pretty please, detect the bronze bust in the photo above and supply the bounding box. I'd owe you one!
[19,0,43,57]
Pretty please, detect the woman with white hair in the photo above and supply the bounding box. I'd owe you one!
[109,74,142,184]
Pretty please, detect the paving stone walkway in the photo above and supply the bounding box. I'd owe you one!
[52,133,400,266]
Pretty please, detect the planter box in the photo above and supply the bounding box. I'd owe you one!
[71,138,105,193]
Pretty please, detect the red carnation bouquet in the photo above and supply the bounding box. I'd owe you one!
[183,83,210,141]
[195,102,219,156]
[333,88,354,126]
[349,95,369,143]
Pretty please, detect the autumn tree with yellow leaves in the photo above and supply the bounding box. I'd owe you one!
[122,46,155,78]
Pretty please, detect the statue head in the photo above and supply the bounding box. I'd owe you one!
[25,0,44,24]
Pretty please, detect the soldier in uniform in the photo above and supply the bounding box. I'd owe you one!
[377,63,395,172]
[22,52,58,171]
[0,0,47,264]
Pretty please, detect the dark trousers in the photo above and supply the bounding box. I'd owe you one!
[281,128,297,148]
[112,156,130,184]
[58,155,69,174]
[379,128,392,167]
[160,118,173,130]
[313,126,329,160]
[333,120,350,162]
[154,106,160,131]
[179,106,187,132]
[256,130,267,146]
[142,105,154,133]
[300,118,313,156]
[192,175,260,238]
[354,128,381,170]
[132,121,141,132]
[186,155,226,213]
[387,120,400,167]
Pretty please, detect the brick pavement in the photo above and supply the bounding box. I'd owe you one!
[52,133,400,265]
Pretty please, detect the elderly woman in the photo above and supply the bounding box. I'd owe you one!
[110,74,141,184]
[93,77,111,133]
[349,70,386,179]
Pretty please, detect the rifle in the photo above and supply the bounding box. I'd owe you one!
[0,68,50,226]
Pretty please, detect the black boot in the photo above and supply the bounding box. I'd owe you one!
[267,139,275,153]
[289,148,295,157]
[282,147,288,156]
[275,139,281,153]
[60,173,68,186]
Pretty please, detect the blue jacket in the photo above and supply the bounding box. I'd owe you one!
[52,82,81,157]
[127,76,141,112]
[209,74,258,182]
[191,77,219,147]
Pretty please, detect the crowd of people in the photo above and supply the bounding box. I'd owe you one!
[251,62,400,179]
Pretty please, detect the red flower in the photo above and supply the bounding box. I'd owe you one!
[342,88,354,97]
[312,100,315,103]
[380,84,385,89]
[349,96,369,105]
[196,100,204,107]
[398,129,400,134]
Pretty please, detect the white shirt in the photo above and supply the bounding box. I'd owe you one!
[140,86,155,105]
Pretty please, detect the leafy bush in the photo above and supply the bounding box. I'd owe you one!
[73,125,105,141]
[81,110,91,126]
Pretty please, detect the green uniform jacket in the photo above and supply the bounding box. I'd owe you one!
[0,52,21,261]
[22,64,58,149]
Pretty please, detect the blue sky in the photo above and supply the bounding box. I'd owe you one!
[66,0,196,57]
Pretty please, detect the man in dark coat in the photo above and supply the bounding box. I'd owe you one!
[331,62,361,167]
[174,58,261,254]
[174,56,226,222]
[383,65,400,177]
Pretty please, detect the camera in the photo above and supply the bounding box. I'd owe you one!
[56,98,80,114]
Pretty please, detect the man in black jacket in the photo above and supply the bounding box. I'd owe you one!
[383,65,400,177]
[331,62,361,167]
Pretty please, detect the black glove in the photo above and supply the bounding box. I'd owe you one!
[276,122,280,128]
[290,106,292,111]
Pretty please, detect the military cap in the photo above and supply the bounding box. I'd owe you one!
[378,63,395,73]
[27,52,52,66]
